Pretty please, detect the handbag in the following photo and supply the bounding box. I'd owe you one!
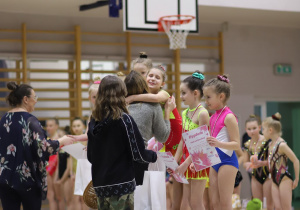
[134,170,167,210]
[74,159,92,195]
[83,181,98,209]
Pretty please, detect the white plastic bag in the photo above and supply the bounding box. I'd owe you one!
[74,159,92,195]
[134,170,167,210]
[148,156,166,172]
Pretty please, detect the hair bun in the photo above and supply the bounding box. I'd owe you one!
[139,52,148,59]
[249,114,256,118]
[7,81,18,91]
[272,112,281,121]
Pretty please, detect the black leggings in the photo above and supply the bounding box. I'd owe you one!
[0,184,42,210]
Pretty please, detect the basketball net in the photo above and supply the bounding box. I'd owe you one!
[158,15,195,50]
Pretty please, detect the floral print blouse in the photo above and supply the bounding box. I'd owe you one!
[0,112,59,200]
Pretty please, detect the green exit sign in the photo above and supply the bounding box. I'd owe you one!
[274,64,292,75]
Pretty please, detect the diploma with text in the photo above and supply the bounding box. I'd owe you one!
[182,125,221,171]
[157,152,189,184]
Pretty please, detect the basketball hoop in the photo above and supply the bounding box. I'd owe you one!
[158,15,195,50]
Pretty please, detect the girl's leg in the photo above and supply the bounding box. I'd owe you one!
[70,175,82,210]
[271,182,282,210]
[64,178,71,208]
[279,176,293,210]
[218,165,237,210]
[190,179,206,210]
[251,177,263,201]
[80,196,90,210]
[181,182,191,210]
[47,173,58,210]
[171,180,183,210]
[233,184,241,195]
[209,167,220,210]
[166,181,173,210]
[203,188,211,210]
[262,178,274,210]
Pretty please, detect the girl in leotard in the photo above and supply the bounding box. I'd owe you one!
[243,115,273,209]
[173,71,210,210]
[203,75,240,210]
[67,78,101,209]
[46,118,63,210]
[255,112,299,210]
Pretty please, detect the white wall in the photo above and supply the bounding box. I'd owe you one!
[199,0,300,12]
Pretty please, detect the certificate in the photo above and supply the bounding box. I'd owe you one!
[182,125,221,171]
[62,143,87,160]
[157,152,189,184]
[147,137,164,152]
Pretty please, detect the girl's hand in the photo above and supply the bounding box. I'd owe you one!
[293,179,299,190]
[244,162,252,172]
[59,135,74,146]
[207,136,220,147]
[189,163,196,173]
[164,96,176,112]
[166,168,174,175]
[175,162,188,177]
[250,155,258,165]
[125,95,135,104]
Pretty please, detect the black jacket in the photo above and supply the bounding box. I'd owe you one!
[87,113,157,198]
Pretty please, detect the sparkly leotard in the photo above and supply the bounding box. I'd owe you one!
[180,106,210,182]
[269,140,293,186]
[210,107,239,172]
[244,138,271,184]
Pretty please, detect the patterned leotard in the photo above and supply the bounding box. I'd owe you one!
[180,106,210,182]
[210,106,239,172]
[269,140,293,186]
[244,139,271,184]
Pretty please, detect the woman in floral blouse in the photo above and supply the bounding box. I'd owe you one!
[0,82,74,210]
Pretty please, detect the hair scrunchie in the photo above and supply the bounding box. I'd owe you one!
[192,72,205,80]
[94,81,101,84]
[217,75,230,83]
[272,114,280,121]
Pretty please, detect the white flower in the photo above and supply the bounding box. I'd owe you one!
[7,144,16,156]
[3,120,12,133]
[22,162,31,178]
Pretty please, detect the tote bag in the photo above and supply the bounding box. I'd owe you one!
[134,170,166,210]
[74,159,92,195]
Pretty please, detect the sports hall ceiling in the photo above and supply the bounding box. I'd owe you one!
[1,0,300,28]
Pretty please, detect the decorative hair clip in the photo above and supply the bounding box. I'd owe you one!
[217,75,230,83]
[192,72,205,80]
[272,115,280,121]
[94,81,101,84]
[159,65,166,71]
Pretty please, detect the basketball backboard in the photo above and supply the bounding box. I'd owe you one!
[123,0,198,33]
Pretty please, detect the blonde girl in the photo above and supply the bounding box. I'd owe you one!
[257,112,299,210]
[203,75,240,210]
[172,71,209,210]
[70,77,100,141]
[243,115,273,209]
[132,52,153,79]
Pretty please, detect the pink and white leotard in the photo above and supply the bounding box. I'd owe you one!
[210,106,239,172]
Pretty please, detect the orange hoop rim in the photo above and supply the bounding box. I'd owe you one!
[158,15,195,32]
